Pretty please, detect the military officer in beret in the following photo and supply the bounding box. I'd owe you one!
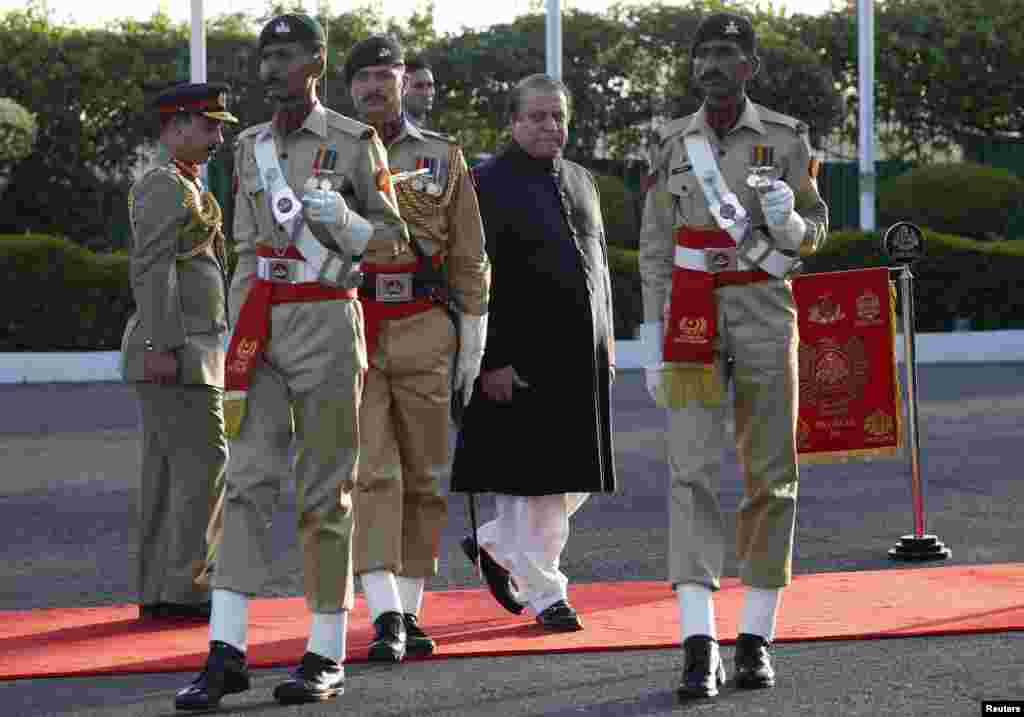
[638,12,828,700]
[122,82,237,622]
[174,14,408,711]
[343,34,490,663]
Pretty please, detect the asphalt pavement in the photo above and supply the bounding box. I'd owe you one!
[1,366,1023,717]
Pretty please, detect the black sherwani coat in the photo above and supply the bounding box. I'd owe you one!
[450,143,617,496]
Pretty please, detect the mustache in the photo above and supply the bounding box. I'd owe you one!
[699,71,728,83]
[359,93,388,104]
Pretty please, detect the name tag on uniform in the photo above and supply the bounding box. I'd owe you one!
[376,273,413,302]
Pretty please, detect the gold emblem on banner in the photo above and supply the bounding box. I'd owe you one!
[797,418,812,450]
[808,293,846,325]
[799,336,870,416]
[864,409,895,437]
[855,290,883,326]
[675,316,709,344]
[238,338,259,358]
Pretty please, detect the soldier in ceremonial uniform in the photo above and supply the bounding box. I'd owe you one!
[174,14,408,711]
[343,35,490,663]
[402,56,436,128]
[638,13,828,700]
[122,82,236,622]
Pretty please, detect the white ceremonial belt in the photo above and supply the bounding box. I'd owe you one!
[674,245,744,273]
[257,256,319,284]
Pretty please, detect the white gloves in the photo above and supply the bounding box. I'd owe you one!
[454,312,488,406]
[639,321,664,403]
[302,188,348,227]
[759,180,806,252]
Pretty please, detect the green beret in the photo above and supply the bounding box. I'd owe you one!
[259,14,326,52]
[344,35,405,85]
[692,12,757,58]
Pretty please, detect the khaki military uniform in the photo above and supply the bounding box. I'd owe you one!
[639,101,828,590]
[211,103,407,613]
[122,159,229,606]
[354,119,490,579]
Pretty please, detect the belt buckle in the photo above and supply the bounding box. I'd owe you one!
[376,273,413,302]
[705,247,737,273]
[264,257,300,283]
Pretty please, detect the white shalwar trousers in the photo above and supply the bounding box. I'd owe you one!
[476,493,589,615]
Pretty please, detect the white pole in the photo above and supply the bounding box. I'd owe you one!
[545,0,562,81]
[858,0,875,231]
[189,0,207,84]
[190,0,208,182]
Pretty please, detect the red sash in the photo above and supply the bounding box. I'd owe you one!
[358,259,438,358]
[663,227,772,365]
[223,245,357,437]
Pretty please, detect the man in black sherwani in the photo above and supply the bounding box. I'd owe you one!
[451,74,617,632]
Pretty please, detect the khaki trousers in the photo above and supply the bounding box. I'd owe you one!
[667,280,800,591]
[354,306,455,578]
[211,299,365,613]
[135,383,227,604]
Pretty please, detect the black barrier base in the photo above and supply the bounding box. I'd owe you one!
[888,534,951,561]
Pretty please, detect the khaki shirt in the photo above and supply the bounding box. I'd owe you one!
[122,161,229,386]
[231,103,408,327]
[639,101,829,322]
[373,119,491,316]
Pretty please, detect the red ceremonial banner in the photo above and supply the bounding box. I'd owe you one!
[792,267,903,463]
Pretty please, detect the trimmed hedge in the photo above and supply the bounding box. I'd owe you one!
[594,173,638,251]
[878,162,1024,242]
[1,235,133,351]
[5,229,1021,350]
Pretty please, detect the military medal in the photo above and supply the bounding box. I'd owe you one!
[747,144,781,191]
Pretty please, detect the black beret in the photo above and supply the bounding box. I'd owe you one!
[258,14,326,52]
[344,35,405,85]
[154,82,238,123]
[692,12,757,58]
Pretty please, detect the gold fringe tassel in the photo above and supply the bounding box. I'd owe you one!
[656,361,725,409]
[223,391,247,441]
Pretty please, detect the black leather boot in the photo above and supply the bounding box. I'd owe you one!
[734,632,776,688]
[174,640,250,711]
[677,635,726,700]
[368,611,407,662]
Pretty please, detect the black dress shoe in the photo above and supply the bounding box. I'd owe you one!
[368,611,407,662]
[734,632,776,688]
[460,536,525,615]
[535,600,584,631]
[174,640,250,711]
[140,602,212,621]
[677,635,726,700]
[403,613,436,657]
[273,651,345,704]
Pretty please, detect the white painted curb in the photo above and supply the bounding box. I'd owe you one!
[2,331,1023,384]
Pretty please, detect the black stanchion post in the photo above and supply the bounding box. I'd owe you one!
[883,222,951,561]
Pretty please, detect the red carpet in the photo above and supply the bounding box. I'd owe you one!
[1,563,1021,681]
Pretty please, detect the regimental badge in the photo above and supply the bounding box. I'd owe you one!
[274,20,290,34]
[798,336,870,415]
[724,20,741,35]
[276,197,293,214]
[855,290,883,326]
[808,293,846,325]
[378,47,392,59]
[864,409,895,438]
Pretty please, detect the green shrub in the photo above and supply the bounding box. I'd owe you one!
[595,173,638,250]
[1,234,133,350]
[607,245,641,340]
[803,229,1024,331]
[878,162,1024,241]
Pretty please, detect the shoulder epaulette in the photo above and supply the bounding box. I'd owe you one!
[325,110,377,140]
[418,127,457,145]
[657,115,694,145]
[235,122,269,143]
[756,105,806,134]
